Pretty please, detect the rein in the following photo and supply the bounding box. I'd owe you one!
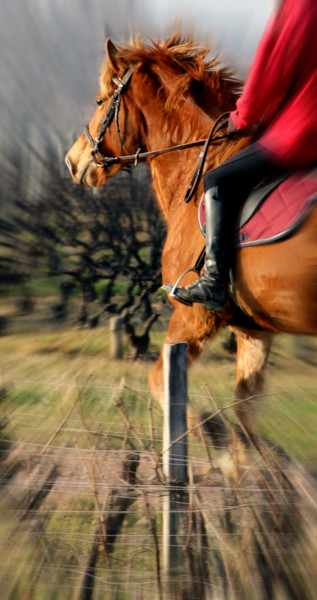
[84,65,232,202]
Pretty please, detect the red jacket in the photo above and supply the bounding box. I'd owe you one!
[230,0,317,168]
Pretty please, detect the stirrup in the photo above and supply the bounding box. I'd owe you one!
[161,247,205,299]
[169,266,197,298]
[162,266,199,300]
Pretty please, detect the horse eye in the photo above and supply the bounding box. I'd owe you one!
[96,98,104,106]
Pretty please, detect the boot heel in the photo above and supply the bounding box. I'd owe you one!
[204,300,224,312]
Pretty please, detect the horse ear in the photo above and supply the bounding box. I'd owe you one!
[106,38,120,70]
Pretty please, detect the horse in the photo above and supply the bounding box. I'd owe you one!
[65,34,317,433]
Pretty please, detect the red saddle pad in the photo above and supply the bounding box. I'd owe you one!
[198,169,317,248]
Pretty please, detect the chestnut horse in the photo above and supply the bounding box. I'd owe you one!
[66,35,317,431]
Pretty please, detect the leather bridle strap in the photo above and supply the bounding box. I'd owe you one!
[84,67,134,166]
[84,128,231,169]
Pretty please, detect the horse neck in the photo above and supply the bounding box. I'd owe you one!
[139,92,215,219]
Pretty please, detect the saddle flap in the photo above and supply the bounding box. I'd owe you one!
[236,173,290,230]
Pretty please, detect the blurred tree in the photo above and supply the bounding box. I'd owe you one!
[0,154,166,328]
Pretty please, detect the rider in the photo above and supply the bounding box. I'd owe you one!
[165,0,317,312]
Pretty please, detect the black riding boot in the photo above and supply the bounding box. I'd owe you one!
[165,187,230,312]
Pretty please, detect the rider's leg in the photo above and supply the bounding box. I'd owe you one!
[168,142,284,311]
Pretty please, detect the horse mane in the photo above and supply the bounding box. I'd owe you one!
[100,33,242,120]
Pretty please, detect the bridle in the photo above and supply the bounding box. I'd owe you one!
[84,67,135,167]
[84,65,232,203]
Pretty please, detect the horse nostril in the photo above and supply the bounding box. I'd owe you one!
[65,155,75,176]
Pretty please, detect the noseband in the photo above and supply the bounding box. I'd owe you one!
[84,65,233,202]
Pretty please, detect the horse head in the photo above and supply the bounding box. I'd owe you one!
[65,35,242,190]
[65,39,147,186]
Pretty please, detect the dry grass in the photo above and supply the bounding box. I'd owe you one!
[0,301,316,599]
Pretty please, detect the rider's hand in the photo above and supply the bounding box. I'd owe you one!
[227,115,239,134]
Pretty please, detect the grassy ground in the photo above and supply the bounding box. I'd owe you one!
[0,297,316,599]
[0,293,316,477]
[1,310,316,466]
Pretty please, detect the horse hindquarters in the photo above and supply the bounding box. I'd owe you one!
[235,208,317,335]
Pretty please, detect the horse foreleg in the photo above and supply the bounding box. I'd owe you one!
[149,304,221,399]
[234,330,274,432]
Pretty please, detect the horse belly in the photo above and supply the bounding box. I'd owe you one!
[235,209,317,335]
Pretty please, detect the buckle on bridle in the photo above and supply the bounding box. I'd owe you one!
[112,76,124,88]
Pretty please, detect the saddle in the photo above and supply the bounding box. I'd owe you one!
[198,167,317,247]
[165,168,317,324]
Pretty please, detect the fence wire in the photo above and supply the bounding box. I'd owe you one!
[0,369,317,600]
